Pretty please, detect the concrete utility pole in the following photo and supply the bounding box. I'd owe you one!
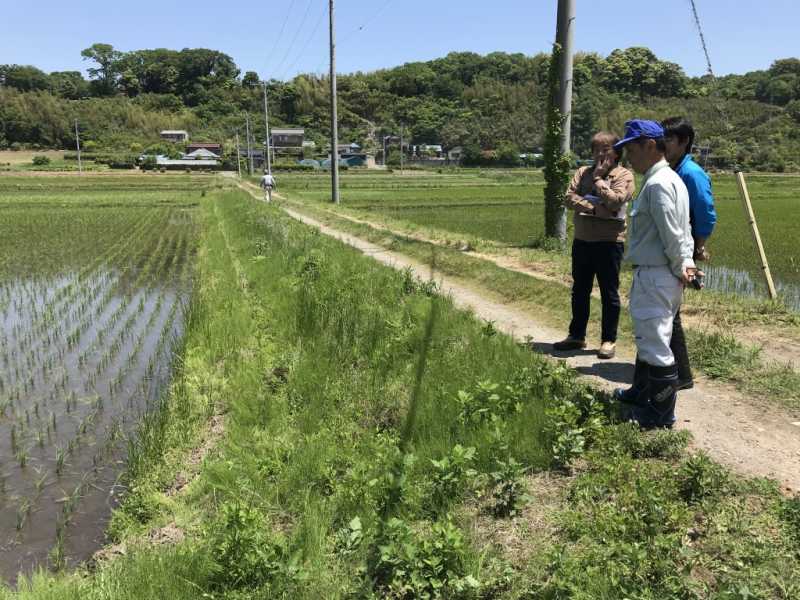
[555,0,575,160]
[245,113,254,176]
[545,0,575,242]
[261,82,272,176]
[329,0,340,204]
[235,130,242,178]
[74,119,82,174]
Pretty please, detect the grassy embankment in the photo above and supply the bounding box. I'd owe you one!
[6,185,799,598]
[272,170,800,411]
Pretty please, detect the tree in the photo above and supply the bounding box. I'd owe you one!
[786,99,800,123]
[49,71,89,99]
[242,71,260,87]
[81,43,122,95]
[0,65,50,91]
[602,47,688,99]
[496,141,521,167]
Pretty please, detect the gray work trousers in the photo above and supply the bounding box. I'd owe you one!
[629,265,683,367]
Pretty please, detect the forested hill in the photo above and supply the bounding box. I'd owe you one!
[2,44,799,170]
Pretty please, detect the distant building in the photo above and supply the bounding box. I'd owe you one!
[447,147,464,162]
[339,153,376,168]
[156,156,219,169]
[337,142,361,156]
[419,144,444,158]
[238,149,266,169]
[160,130,189,143]
[272,128,305,154]
[186,142,222,156]
[183,148,220,160]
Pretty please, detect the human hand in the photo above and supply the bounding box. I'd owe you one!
[681,266,696,286]
[682,267,704,289]
[593,154,615,179]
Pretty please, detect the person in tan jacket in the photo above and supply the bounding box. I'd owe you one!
[553,131,635,359]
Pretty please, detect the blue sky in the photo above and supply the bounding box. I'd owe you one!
[1,0,797,80]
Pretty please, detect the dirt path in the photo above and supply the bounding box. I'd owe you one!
[230,176,800,493]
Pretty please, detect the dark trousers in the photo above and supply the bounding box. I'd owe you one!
[670,310,693,386]
[568,239,624,343]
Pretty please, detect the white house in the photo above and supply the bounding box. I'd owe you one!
[160,130,189,143]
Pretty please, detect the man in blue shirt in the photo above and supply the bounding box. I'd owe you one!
[662,117,717,390]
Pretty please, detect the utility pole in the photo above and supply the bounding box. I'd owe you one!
[543,0,575,242]
[399,124,404,174]
[261,82,272,176]
[329,0,340,204]
[235,130,242,178]
[74,119,82,174]
[556,0,575,157]
[245,113,254,176]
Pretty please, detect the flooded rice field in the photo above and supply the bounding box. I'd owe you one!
[0,177,198,582]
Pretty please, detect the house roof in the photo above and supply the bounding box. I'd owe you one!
[187,142,222,148]
[184,148,220,158]
[160,130,189,135]
[157,158,219,166]
[272,128,304,135]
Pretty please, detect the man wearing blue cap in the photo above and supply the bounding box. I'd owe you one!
[613,119,698,428]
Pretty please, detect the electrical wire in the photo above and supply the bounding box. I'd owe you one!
[271,0,316,78]
[279,3,328,81]
[309,0,396,77]
[339,0,393,43]
[687,0,733,133]
[264,1,295,75]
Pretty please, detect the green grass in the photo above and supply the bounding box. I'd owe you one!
[4,179,800,598]
[274,197,800,410]
[279,169,800,307]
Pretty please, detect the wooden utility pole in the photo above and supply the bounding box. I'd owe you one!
[329,0,340,204]
[261,82,272,176]
[735,171,777,299]
[245,113,254,176]
[235,130,242,178]
[74,119,82,174]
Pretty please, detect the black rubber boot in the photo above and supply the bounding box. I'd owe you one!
[671,312,693,390]
[613,357,649,405]
[625,364,679,429]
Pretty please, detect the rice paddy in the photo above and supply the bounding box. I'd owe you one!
[280,170,800,309]
[0,175,200,580]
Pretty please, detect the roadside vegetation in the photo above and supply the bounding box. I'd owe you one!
[3,182,798,598]
[272,170,800,411]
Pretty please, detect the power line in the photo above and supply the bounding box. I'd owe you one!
[272,0,315,78]
[688,0,715,79]
[310,0,395,76]
[339,0,393,42]
[264,1,295,74]
[687,0,733,133]
[280,3,328,80]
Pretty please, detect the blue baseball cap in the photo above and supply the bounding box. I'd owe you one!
[613,119,665,150]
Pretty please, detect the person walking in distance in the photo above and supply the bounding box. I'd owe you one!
[661,116,717,390]
[260,171,276,202]
[554,132,634,359]
[612,120,698,429]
